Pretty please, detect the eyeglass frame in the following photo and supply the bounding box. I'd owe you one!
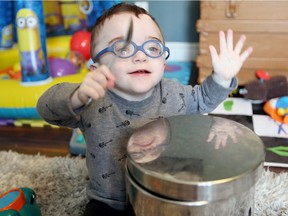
[92,39,170,63]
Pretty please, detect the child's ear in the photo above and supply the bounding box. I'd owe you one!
[87,58,100,71]
[89,62,100,71]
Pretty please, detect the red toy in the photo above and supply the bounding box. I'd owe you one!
[70,31,91,60]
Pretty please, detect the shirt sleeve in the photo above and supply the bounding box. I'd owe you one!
[36,83,82,128]
[186,74,237,114]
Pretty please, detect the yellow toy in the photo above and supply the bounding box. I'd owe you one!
[0,32,86,119]
[0,66,87,119]
[0,35,71,71]
[16,8,49,82]
[43,1,62,27]
[1,24,13,48]
[60,0,87,33]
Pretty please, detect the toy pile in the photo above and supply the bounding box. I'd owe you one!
[0,0,121,122]
[240,70,288,124]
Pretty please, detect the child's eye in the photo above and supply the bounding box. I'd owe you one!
[146,45,162,56]
[114,42,133,57]
[116,46,129,52]
[116,47,131,56]
[148,46,160,53]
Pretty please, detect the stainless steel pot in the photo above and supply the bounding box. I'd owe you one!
[126,115,264,216]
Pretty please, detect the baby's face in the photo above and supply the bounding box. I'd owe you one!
[93,13,167,101]
[127,119,170,163]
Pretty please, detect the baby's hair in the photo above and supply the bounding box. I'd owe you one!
[90,2,163,59]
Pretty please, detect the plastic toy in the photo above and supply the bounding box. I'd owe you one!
[70,30,91,60]
[0,67,21,80]
[255,69,270,81]
[59,0,87,34]
[0,2,14,49]
[264,96,288,124]
[14,1,50,61]
[0,188,41,216]
[0,67,87,119]
[0,33,88,119]
[0,35,71,71]
[16,8,49,82]
[49,58,77,78]
[0,47,20,71]
[66,50,86,69]
[69,128,86,156]
[240,70,288,102]
[14,0,51,83]
[43,1,64,36]
[0,1,123,120]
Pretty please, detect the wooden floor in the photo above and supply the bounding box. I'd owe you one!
[0,125,72,157]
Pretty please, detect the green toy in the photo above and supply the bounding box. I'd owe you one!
[0,188,41,216]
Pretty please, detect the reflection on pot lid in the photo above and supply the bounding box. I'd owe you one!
[126,115,265,202]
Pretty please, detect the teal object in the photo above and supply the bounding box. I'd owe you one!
[163,61,192,85]
[276,96,288,109]
[0,188,41,216]
[0,108,40,119]
[69,128,86,156]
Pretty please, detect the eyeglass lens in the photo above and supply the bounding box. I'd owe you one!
[114,42,134,57]
[114,40,164,58]
[144,41,163,57]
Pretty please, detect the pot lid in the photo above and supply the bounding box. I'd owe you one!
[126,115,264,202]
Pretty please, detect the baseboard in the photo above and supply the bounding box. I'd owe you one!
[166,42,199,62]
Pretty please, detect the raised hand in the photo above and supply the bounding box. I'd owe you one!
[70,64,115,109]
[209,29,253,81]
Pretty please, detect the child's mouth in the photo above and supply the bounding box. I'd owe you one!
[129,70,151,75]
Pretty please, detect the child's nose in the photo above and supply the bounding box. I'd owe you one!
[132,50,148,63]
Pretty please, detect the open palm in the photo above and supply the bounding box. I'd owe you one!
[209,29,253,81]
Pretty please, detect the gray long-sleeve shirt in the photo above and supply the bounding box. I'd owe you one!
[37,75,237,210]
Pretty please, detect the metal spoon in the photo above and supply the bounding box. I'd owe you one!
[107,18,133,68]
[85,19,133,106]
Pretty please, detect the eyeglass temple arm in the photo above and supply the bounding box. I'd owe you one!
[92,47,111,63]
[165,47,170,60]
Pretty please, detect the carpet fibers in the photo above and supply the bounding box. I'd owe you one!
[0,151,288,216]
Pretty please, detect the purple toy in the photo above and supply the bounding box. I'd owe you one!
[49,58,77,78]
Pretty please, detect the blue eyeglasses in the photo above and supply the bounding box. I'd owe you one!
[93,39,170,62]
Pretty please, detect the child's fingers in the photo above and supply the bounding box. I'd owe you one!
[240,46,253,62]
[78,66,114,102]
[219,30,227,53]
[90,65,115,89]
[227,29,233,51]
[88,83,106,99]
[96,65,115,89]
[78,81,105,102]
[234,35,246,55]
[217,136,227,149]
[230,133,237,144]
[209,45,219,64]
[206,132,215,143]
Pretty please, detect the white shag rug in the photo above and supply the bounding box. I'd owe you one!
[1,150,288,216]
